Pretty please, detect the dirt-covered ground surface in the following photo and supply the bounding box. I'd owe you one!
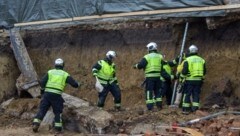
[0,19,240,135]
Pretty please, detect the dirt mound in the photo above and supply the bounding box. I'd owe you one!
[1,19,240,135]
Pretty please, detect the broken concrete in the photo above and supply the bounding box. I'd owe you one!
[0,94,113,134]
[8,29,41,98]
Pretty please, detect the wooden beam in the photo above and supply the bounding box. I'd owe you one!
[14,18,73,27]
[14,4,240,27]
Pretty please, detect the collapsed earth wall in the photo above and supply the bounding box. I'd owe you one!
[0,19,240,108]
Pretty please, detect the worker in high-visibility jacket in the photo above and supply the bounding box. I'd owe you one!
[161,59,174,105]
[168,53,189,107]
[92,50,121,111]
[181,45,206,114]
[32,58,80,133]
[133,42,172,111]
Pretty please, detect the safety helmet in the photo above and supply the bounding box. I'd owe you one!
[189,45,198,53]
[55,58,64,67]
[146,42,158,51]
[106,50,116,59]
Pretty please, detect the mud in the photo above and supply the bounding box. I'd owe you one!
[0,19,240,135]
[20,20,240,108]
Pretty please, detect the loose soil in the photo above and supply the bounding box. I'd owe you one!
[0,19,240,135]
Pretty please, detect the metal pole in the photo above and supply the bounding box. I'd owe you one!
[178,110,240,127]
[179,111,226,127]
[170,22,189,106]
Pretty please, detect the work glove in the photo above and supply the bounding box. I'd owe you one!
[93,72,97,77]
[77,82,81,87]
[133,64,137,69]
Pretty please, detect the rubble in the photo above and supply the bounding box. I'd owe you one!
[1,4,240,135]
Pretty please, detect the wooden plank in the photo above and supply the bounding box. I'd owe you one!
[9,29,41,98]
[179,127,204,136]
[14,18,72,27]
[14,4,240,27]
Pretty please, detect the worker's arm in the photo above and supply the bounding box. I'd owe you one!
[161,60,173,81]
[92,61,102,76]
[66,76,80,88]
[181,61,189,76]
[111,64,118,84]
[168,56,179,67]
[134,58,147,69]
[203,62,206,76]
[39,73,48,94]
[40,74,48,88]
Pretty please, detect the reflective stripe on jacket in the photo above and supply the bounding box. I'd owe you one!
[45,69,69,94]
[144,53,162,77]
[186,55,205,80]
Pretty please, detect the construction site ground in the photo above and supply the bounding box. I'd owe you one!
[0,19,240,135]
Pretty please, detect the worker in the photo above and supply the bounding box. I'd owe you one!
[32,58,80,134]
[133,42,173,111]
[92,50,122,111]
[168,53,189,107]
[181,45,206,114]
[161,58,174,106]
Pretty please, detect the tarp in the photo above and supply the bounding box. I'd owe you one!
[0,0,225,26]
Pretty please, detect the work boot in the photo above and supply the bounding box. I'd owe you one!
[32,124,39,133]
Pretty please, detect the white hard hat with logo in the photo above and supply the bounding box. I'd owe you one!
[189,45,198,53]
[55,58,64,67]
[146,42,158,51]
[106,50,117,59]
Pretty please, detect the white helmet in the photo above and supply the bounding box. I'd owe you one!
[106,50,116,59]
[189,45,198,53]
[146,42,157,51]
[55,58,64,67]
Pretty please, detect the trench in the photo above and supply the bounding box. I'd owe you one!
[0,19,240,134]
[23,20,240,106]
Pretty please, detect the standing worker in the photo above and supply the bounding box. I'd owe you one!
[169,53,189,107]
[32,58,80,134]
[92,50,122,111]
[133,42,172,111]
[161,59,174,106]
[181,45,206,114]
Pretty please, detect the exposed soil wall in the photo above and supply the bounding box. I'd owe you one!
[0,47,19,102]
[1,19,240,108]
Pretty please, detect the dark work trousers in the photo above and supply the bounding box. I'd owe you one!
[34,92,64,131]
[145,77,162,110]
[161,80,173,105]
[182,83,202,112]
[97,82,121,108]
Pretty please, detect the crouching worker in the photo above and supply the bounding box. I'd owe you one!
[92,50,122,111]
[32,58,80,134]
